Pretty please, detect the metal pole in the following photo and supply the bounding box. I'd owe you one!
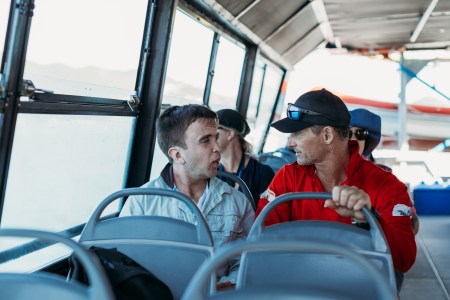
[398,53,408,151]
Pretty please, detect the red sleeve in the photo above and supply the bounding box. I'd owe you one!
[375,176,417,273]
[255,165,292,225]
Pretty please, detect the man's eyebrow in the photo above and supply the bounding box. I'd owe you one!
[198,133,212,142]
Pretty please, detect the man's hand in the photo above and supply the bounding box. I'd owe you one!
[216,281,235,291]
[324,186,371,221]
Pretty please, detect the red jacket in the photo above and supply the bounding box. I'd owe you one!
[256,142,416,273]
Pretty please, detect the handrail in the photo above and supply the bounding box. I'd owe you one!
[0,228,115,300]
[182,240,395,300]
[0,213,117,264]
[80,188,213,246]
[216,171,256,211]
[249,192,388,253]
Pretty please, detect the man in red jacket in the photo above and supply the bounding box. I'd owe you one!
[256,88,416,292]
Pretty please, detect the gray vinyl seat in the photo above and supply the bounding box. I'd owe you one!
[257,152,292,173]
[182,240,396,300]
[79,188,214,300]
[216,170,255,211]
[246,192,397,294]
[0,229,114,300]
[273,147,297,163]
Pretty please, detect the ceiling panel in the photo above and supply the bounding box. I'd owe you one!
[282,25,325,65]
[237,0,309,40]
[215,0,254,16]
[204,0,450,67]
[324,0,450,51]
[418,16,450,44]
[266,4,319,54]
[325,0,432,19]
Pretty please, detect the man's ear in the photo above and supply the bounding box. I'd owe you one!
[322,126,335,144]
[168,146,185,164]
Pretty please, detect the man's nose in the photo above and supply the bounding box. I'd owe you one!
[213,140,220,152]
[287,135,295,147]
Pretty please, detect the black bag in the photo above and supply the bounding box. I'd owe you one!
[68,246,173,300]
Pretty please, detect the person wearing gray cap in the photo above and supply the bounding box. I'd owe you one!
[255,89,416,293]
[216,109,275,207]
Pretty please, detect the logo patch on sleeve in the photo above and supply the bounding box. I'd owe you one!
[261,189,276,202]
[392,204,411,216]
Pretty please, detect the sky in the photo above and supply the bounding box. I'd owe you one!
[19,0,146,71]
[285,48,450,108]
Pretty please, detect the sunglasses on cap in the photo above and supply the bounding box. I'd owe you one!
[349,129,369,141]
[287,103,323,120]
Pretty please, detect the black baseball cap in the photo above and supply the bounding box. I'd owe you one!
[271,88,351,133]
[216,109,250,137]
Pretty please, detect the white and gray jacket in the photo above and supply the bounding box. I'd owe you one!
[119,163,255,283]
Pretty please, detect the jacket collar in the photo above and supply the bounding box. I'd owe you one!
[161,163,175,189]
[160,163,226,215]
[345,140,367,176]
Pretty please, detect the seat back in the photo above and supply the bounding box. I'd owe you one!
[216,170,255,210]
[182,240,396,300]
[274,147,297,163]
[257,152,290,173]
[248,192,396,293]
[0,229,114,300]
[79,188,214,300]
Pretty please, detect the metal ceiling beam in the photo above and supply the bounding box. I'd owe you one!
[410,0,440,43]
[263,2,311,43]
[310,0,334,42]
[202,0,292,70]
[264,0,332,44]
[233,0,262,22]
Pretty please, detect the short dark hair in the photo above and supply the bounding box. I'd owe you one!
[156,104,218,163]
[310,125,349,140]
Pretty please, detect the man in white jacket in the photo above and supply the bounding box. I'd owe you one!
[120,104,254,289]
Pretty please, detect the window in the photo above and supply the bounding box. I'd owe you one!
[246,60,265,126]
[1,114,134,232]
[150,136,169,181]
[247,64,284,153]
[208,36,245,110]
[0,239,70,273]
[23,0,147,99]
[0,0,10,63]
[163,11,214,105]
